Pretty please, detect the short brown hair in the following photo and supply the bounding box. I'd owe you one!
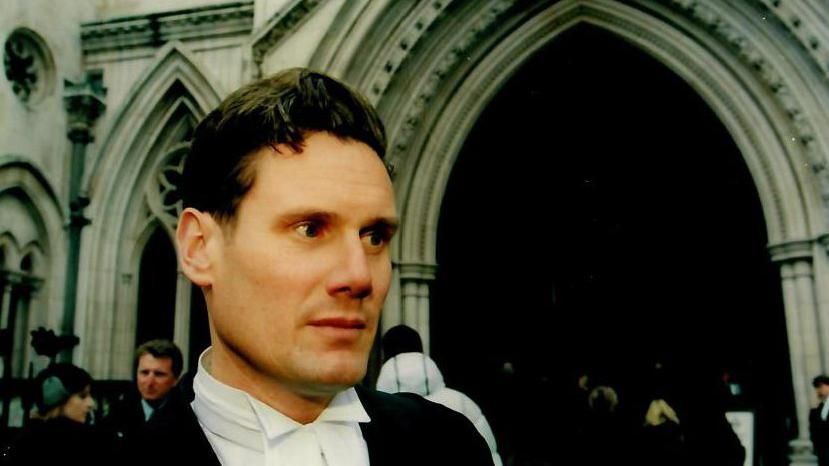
[182,68,387,224]
[135,339,183,377]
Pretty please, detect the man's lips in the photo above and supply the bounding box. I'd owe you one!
[308,317,367,329]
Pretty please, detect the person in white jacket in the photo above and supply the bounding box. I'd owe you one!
[376,325,503,466]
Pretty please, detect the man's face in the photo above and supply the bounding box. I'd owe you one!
[817,383,829,402]
[207,132,397,397]
[136,354,178,401]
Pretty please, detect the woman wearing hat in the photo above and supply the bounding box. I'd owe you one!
[3,363,110,465]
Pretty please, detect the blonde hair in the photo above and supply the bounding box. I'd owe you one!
[644,398,680,426]
[588,385,619,413]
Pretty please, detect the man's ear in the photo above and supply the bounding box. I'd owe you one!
[176,208,220,287]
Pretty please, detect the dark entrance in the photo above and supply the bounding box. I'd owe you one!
[135,226,177,345]
[432,25,793,466]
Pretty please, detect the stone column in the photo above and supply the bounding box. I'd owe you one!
[61,71,106,358]
[817,235,829,371]
[173,270,193,372]
[0,274,20,428]
[397,262,437,354]
[770,240,822,465]
[0,280,13,329]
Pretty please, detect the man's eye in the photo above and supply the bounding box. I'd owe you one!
[296,222,322,238]
[363,229,390,248]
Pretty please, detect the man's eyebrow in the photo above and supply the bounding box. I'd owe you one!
[277,210,336,224]
[365,216,400,233]
[277,210,399,231]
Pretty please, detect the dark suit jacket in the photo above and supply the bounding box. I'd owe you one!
[126,385,494,465]
[103,387,190,453]
[811,404,829,466]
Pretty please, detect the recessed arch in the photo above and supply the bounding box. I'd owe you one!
[77,42,222,378]
[0,158,63,377]
[0,157,63,279]
[384,1,822,267]
[336,0,829,461]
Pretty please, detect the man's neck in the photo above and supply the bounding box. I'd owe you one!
[205,346,338,424]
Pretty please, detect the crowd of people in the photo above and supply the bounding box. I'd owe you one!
[0,333,755,466]
[0,339,186,465]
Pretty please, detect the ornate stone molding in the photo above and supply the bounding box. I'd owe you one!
[667,0,829,207]
[3,28,55,105]
[386,0,518,160]
[365,1,452,102]
[250,0,322,78]
[397,262,438,282]
[768,238,814,263]
[146,143,188,235]
[81,1,254,55]
[758,0,829,82]
[63,70,106,142]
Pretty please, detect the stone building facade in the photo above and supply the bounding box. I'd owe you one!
[2,0,829,463]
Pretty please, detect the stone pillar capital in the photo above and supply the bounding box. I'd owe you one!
[818,234,829,250]
[768,239,813,264]
[396,262,438,282]
[63,70,106,141]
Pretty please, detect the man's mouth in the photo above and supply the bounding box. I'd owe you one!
[309,318,367,329]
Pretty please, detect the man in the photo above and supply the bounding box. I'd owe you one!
[105,339,185,450]
[376,325,503,466]
[144,68,492,465]
[811,375,829,466]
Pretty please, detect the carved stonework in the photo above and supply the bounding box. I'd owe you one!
[366,1,452,102]
[63,70,107,141]
[758,0,829,83]
[768,239,814,263]
[81,1,254,55]
[251,0,322,78]
[398,262,438,282]
[3,29,54,105]
[668,0,829,216]
[387,0,517,160]
[146,144,188,233]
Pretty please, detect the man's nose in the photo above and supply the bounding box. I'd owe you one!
[327,236,373,299]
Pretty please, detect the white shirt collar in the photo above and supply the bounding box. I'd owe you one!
[191,348,371,452]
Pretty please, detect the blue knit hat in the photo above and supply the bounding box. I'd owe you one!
[34,363,92,413]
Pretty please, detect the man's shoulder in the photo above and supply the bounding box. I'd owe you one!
[124,400,220,466]
[355,386,494,465]
[357,384,462,424]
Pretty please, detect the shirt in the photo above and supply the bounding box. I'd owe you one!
[140,398,154,421]
[191,349,371,466]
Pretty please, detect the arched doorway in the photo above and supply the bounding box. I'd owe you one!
[432,26,792,465]
[135,226,177,344]
[77,43,221,378]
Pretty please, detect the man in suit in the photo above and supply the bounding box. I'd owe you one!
[811,375,829,466]
[104,339,187,451]
[146,68,492,465]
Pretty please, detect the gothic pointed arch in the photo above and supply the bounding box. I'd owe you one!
[336,0,829,459]
[0,157,64,376]
[77,42,222,378]
[332,0,829,259]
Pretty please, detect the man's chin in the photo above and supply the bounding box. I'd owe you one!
[308,360,367,390]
